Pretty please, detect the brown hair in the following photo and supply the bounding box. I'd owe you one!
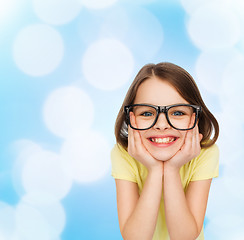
[115,62,219,150]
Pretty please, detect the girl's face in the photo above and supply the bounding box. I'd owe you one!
[133,77,189,161]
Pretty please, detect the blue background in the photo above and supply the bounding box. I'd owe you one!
[1,0,244,239]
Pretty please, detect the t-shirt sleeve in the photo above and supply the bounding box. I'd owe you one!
[190,144,219,181]
[110,144,138,183]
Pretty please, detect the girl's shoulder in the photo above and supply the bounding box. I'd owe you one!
[186,143,219,181]
[111,144,130,160]
[111,143,140,168]
[198,143,219,159]
[111,144,145,183]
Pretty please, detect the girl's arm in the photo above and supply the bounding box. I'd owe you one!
[164,168,212,240]
[115,167,163,240]
[163,122,210,240]
[116,113,164,240]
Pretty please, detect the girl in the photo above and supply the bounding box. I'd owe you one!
[111,62,219,240]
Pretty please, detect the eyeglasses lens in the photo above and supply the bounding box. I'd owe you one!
[129,105,196,130]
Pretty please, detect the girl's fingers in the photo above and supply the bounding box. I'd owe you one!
[128,112,143,153]
[128,125,134,147]
[191,121,202,156]
[183,129,193,152]
[130,112,143,152]
[127,112,135,154]
[183,114,195,150]
[184,114,200,153]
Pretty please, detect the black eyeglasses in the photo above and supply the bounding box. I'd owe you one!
[124,103,202,131]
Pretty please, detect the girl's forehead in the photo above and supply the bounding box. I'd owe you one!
[134,77,189,105]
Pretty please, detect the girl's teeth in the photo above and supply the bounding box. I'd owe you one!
[151,137,175,143]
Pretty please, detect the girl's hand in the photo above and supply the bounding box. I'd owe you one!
[164,116,203,171]
[128,112,163,172]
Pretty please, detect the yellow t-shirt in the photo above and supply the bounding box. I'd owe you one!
[111,143,219,240]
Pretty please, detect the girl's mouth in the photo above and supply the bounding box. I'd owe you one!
[148,136,178,145]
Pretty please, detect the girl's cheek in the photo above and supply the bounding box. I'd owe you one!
[177,132,187,148]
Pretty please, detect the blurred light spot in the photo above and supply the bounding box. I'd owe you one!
[13,24,64,76]
[82,38,134,90]
[215,112,244,166]
[77,9,104,44]
[232,232,244,240]
[77,6,129,45]
[0,202,15,239]
[205,214,244,239]
[61,130,110,183]
[180,0,207,14]
[0,0,16,25]
[124,7,163,60]
[206,179,225,219]
[100,6,129,41]
[220,155,244,202]
[12,140,43,196]
[22,192,60,205]
[78,0,118,9]
[187,3,241,50]
[122,0,157,4]
[196,48,242,94]
[22,194,65,239]
[15,198,65,240]
[43,86,94,138]
[223,174,244,202]
[32,0,82,25]
[220,54,244,122]
[21,150,72,200]
[15,203,50,240]
[231,0,244,19]
[180,0,228,15]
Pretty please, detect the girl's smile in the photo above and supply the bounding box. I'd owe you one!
[133,77,189,161]
[147,135,179,146]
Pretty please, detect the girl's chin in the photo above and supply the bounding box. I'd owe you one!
[153,154,175,162]
[143,140,183,162]
[148,149,178,162]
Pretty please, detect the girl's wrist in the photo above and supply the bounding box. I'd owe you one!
[147,162,164,176]
[163,161,180,175]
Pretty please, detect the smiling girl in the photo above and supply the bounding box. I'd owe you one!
[111,62,219,240]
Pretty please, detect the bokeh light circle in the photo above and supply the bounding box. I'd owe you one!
[205,214,244,239]
[22,194,66,239]
[180,0,228,15]
[15,203,50,240]
[0,202,15,239]
[220,54,244,122]
[15,198,65,240]
[196,48,242,94]
[32,0,82,25]
[82,38,134,90]
[12,140,43,196]
[78,0,118,9]
[43,86,94,138]
[187,3,241,50]
[215,112,244,166]
[21,150,72,200]
[180,0,207,14]
[13,24,64,76]
[60,129,111,183]
[124,7,164,60]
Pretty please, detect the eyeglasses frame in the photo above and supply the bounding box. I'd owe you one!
[124,103,202,131]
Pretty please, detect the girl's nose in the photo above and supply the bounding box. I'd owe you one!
[153,112,171,130]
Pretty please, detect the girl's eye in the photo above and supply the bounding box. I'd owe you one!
[172,111,184,116]
[141,112,153,117]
